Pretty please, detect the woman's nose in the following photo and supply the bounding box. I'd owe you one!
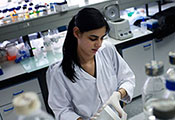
[95,39,102,47]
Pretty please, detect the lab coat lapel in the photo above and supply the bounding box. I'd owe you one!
[74,63,96,80]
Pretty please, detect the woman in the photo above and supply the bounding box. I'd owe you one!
[46,8,135,120]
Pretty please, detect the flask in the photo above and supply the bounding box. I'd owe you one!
[13,92,54,120]
[142,60,167,120]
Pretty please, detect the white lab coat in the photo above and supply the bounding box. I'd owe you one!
[46,40,135,120]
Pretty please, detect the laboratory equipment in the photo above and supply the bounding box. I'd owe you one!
[142,61,167,120]
[103,4,133,40]
[13,92,54,120]
[140,21,147,32]
[5,42,18,61]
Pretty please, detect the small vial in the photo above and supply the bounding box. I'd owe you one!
[141,21,147,33]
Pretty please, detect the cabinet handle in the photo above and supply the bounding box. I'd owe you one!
[143,43,151,48]
[3,107,14,113]
[13,90,24,96]
[155,39,163,43]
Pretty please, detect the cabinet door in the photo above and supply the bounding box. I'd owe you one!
[122,40,153,97]
[0,78,41,106]
[0,104,18,120]
[0,94,46,120]
[154,33,175,72]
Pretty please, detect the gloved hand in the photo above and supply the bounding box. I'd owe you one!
[103,91,127,120]
[90,107,104,120]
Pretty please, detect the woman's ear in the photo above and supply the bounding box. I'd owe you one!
[73,26,81,39]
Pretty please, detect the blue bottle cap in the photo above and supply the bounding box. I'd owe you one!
[166,80,175,91]
[23,4,27,7]
[29,3,33,6]
[16,6,21,10]
[0,68,3,75]
[28,8,32,11]
[9,8,14,12]
[25,0,29,3]
[2,9,8,13]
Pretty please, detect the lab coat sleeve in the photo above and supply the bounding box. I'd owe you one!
[46,66,81,120]
[111,44,135,103]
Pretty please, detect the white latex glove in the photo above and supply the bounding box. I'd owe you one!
[90,107,104,120]
[103,91,127,120]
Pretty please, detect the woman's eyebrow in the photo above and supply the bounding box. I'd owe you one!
[89,34,106,38]
[89,35,99,38]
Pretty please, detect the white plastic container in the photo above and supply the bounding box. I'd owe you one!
[13,92,54,120]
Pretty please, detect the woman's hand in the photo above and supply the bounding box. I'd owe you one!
[77,117,83,120]
[103,91,127,120]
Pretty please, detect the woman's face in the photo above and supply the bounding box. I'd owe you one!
[74,26,107,58]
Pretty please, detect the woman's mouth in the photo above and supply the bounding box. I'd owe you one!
[92,49,98,53]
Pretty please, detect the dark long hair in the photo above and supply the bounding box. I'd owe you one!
[61,8,110,82]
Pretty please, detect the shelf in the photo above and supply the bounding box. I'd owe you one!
[0,0,116,42]
[119,0,159,10]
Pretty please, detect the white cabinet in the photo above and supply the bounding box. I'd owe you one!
[0,79,46,120]
[122,40,154,97]
[153,32,175,72]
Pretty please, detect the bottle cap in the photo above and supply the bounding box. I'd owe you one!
[169,51,175,65]
[23,4,27,7]
[13,92,41,115]
[25,0,29,3]
[29,3,33,6]
[153,99,175,119]
[145,60,164,76]
[16,6,21,10]
[166,80,175,91]
[28,8,32,11]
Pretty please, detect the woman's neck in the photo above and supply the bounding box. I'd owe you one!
[78,52,94,65]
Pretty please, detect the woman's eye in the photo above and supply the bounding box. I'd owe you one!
[89,38,97,41]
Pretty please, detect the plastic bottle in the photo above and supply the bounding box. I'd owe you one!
[16,6,24,21]
[140,19,147,33]
[13,92,54,120]
[5,42,18,61]
[28,7,34,18]
[41,31,52,51]
[23,5,30,20]
[142,60,167,120]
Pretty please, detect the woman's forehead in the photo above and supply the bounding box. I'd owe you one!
[83,27,106,36]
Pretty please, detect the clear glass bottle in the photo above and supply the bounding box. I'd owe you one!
[13,92,54,120]
[152,51,175,120]
[166,51,175,81]
[142,60,167,120]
